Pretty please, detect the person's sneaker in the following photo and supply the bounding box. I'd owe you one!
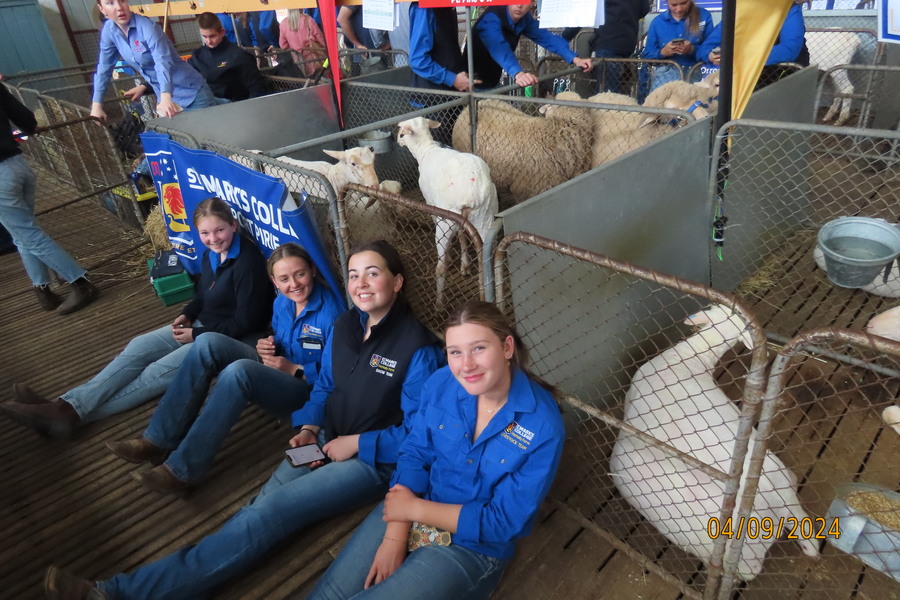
[44,565,108,600]
[34,284,63,311]
[132,464,194,497]
[57,277,99,315]
[107,438,168,466]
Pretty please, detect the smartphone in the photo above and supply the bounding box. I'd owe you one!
[671,38,687,45]
[284,443,326,467]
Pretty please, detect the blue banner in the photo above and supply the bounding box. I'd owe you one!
[140,132,345,305]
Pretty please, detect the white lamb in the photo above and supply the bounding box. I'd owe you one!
[807,30,862,126]
[264,147,379,199]
[813,246,900,298]
[343,180,404,245]
[397,117,498,309]
[866,306,900,342]
[609,304,819,581]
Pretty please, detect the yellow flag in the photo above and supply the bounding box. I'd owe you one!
[731,0,793,119]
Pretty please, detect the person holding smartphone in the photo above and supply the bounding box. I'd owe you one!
[44,240,445,600]
[307,301,566,600]
[642,0,714,91]
[106,242,344,496]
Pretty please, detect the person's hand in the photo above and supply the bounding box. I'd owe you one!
[677,41,694,55]
[172,314,191,329]
[256,335,276,357]
[156,93,181,118]
[572,57,593,72]
[261,354,298,375]
[661,40,682,57]
[322,434,360,462]
[172,327,194,343]
[709,51,721,66]
[123,84,148,102]
[364,538,407,589]
[90,102,108,122]
[383,484,419,523]
[513,71,538,88]
[289,427,319,448]
[453,72,480,92]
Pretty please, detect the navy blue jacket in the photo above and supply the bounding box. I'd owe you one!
[290,298,445,467]
[188,37,267,101]
[394,367,565,559]
[181,232,273,339]
[0,83,36,163]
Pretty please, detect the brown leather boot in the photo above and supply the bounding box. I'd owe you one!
[107,438,168,466]
[57,277,99,315]
[12,382,51,404]
[34,284,63,310]
[132,464,193,497]
[44,565,108,600]
[0,398,79,438]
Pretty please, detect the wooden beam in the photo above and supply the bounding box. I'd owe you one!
[132,0,417,19]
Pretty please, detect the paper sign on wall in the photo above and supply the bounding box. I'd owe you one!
[364,0,397,32]
[539,0,605,29]
[879,0,900,43]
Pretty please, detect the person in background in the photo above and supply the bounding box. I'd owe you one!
[562,0,650,93]
[389,2,412,68]
[1,198,273,438]
[407,5,470,91]
[279,8,328,76]
[0,80,98,313]
[696,2,808,80]
[107,242,344,496]
[472,3,592,90]
[307,301,566,600]
[253,10,280,51]
[641,0,714,91]
[219,12,255,47]
[42,240,445,600]
[91,0,216,120]
[338,5,387,73]
[189,12,267,103]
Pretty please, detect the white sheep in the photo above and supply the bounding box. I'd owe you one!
[264,147,379,199]
[882,405,900,436]
[807,30,862,126]
[641,74,718,122]
[451,94,594,205]
[397,117,498,308]
[866,306,900,342]
[609,304,819,581]
[812,246,900,298]
[343,180,404,245]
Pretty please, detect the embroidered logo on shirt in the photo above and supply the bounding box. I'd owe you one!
[501,421,533,450]
[301,324,323,339]
[217,61,228,68]
[369,354,398,377]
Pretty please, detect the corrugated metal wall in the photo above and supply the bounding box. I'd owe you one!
[0,0,62,74]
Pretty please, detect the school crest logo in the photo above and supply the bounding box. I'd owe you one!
[370,354,381,367]
[161,183,191,232]
[505,422,517,434]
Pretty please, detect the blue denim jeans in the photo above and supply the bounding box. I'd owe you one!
[308,502,509,600]
[98,458,393,600]
[592,49,627,94]
[143,333,310,483]
[183,83,217,111]
[648,64,684,93]
[0,154,86,286]
[62,323,206,422]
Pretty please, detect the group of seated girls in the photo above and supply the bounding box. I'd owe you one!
[1,196,566,600]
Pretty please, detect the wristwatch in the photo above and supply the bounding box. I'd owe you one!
[294,367,304,379]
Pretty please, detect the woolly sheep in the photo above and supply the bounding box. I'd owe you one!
[344,180,404,245]
[807,31,862,126]
[866,305,900,342]
[397,117,498,308]
[813,246,900,298]
[265,147,379,199]
[609,304,819,581]
[451,93,594,205]
[642,74,718,123]
[882,405,900,436]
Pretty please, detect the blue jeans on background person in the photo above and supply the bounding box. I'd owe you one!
[307,502,509,600]
[648,64,684,94]
[62,322,205,423]
[0,154,87,286]
[182,82,217,111]
[592,49,627,94]
[143,333,311,483]
[97,457,393,600]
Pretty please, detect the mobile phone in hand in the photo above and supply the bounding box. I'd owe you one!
[285,443,326,467]
[671,38,687,45]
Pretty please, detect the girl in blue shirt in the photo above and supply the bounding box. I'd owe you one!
[642,0,714,90]
[309,300,566,600]
[106,242,345,495]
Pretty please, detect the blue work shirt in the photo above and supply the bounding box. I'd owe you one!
[474,9,576,80]
[394,367,565,559]
[219,13,256,47]
[642,7,714,69]
[92,13,204,106]
[697,5,806,66]
[291,306,445,467]
[408,5,458,89]
[270,284,344,388]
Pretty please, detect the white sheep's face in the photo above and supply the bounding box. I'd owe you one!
[396,117,439,148]
[323,147,378,188]
[684,304,754,349]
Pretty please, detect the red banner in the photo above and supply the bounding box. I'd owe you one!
[419,0,521,6]
[318,0,343,127]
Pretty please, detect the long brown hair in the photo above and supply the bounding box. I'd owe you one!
[684,1,701,37]
[443,300,562,401]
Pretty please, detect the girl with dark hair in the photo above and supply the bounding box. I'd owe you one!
[106,242,345,495]
[2,197,273,437]
[308,300,565,600]
[44,240,445,600]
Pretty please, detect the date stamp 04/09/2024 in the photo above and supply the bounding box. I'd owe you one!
[707,517,842,541]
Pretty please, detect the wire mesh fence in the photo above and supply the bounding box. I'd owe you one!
[815,64,900,130]
[494,232,771,599]
[723,329,900,599]
[709,120,900,340]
